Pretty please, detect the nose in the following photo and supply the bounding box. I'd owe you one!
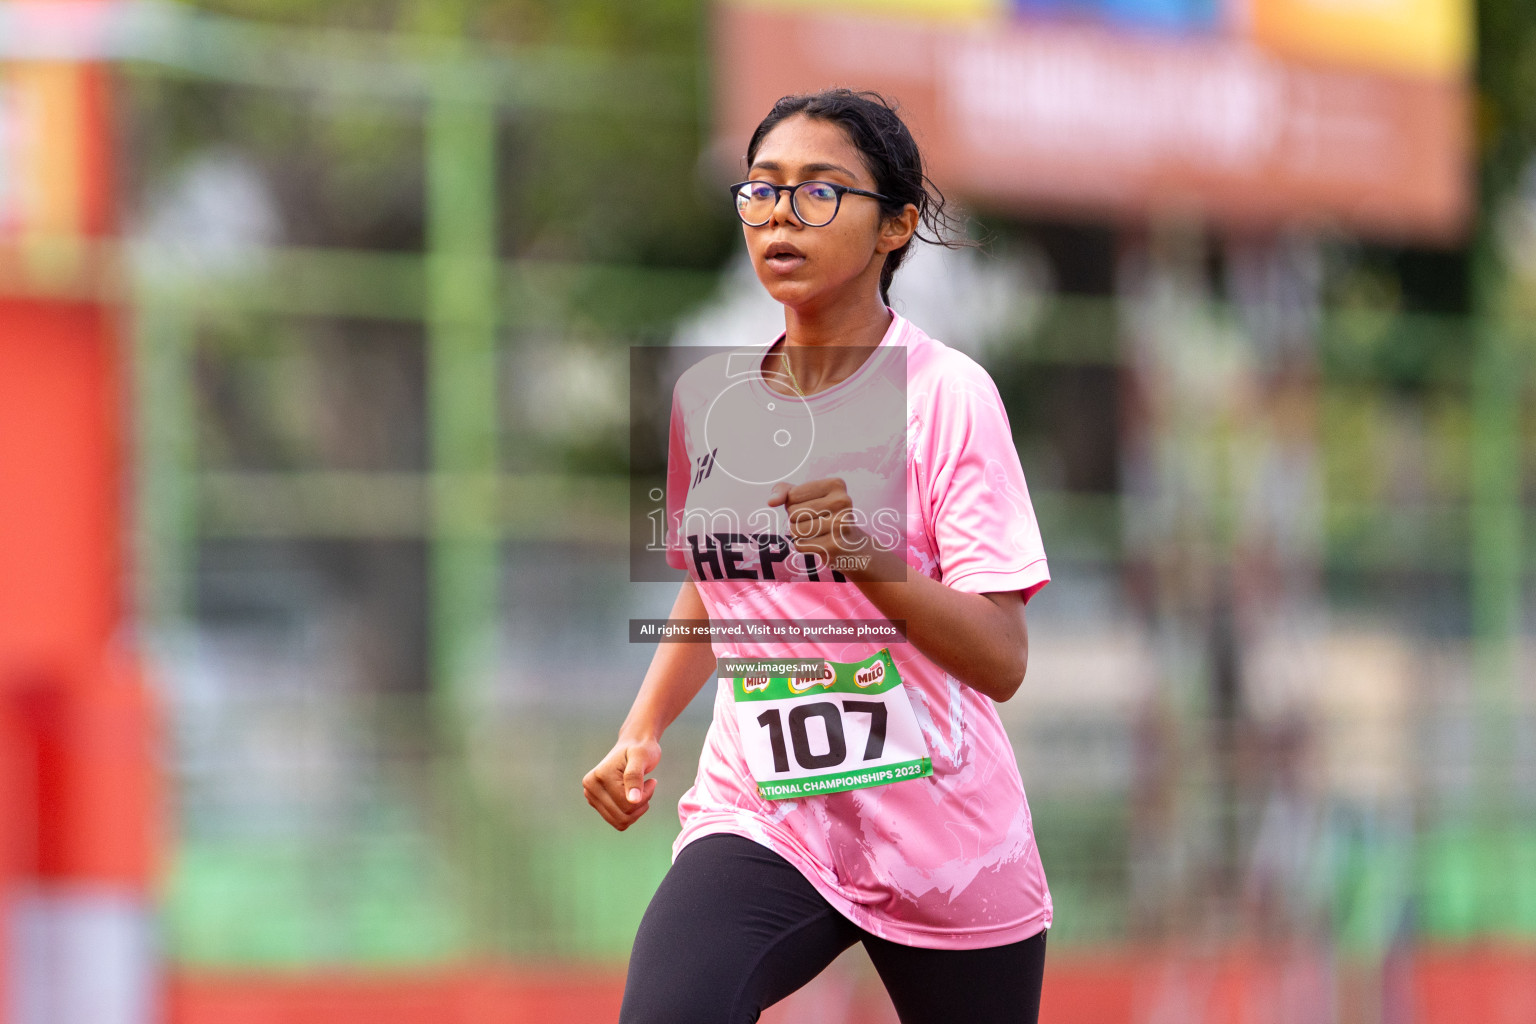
[768,185,801,227]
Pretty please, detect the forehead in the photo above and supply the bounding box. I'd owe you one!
[750,114,873,183]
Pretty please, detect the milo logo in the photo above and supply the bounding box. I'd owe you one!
[854,660,886,688]
[742,676,771,693]
[788,662,836,694]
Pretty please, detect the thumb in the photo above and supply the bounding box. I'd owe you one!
[622,747,651,804]
[766,482,790,507]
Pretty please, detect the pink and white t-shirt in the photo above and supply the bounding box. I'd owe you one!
[663,311,1051,949]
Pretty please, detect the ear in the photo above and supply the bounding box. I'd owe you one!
[875,203,919,255]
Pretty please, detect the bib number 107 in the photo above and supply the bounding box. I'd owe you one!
[756,700,888,773]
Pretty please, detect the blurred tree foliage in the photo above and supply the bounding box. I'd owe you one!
[122,0,1536,296]
[121,0,737,270]
[1478,0,1536,213]
[1306,0,1536,387]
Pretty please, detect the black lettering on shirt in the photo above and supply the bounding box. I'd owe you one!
[719,533,759,580]
[689,533,723,580]
[756,534,792,581]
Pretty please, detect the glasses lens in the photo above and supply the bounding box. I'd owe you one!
[792,182,839,226]
[735,182,776,225]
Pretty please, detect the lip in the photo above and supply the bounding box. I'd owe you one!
[762,240,806,275]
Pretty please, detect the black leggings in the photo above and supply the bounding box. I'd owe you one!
[619,833,1047,1024]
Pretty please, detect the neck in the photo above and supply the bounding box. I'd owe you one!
[779,293,892,393]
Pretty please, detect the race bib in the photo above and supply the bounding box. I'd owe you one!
[732,648,932,801]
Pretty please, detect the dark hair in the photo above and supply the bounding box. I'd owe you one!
[745,88,969,305]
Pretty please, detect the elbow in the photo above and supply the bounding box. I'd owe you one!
[978,591,1030,703]
[989,649,1028,703]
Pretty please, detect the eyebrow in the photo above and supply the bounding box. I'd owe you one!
[749,160,862,180]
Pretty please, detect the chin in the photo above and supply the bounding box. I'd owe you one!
[757,275,815,309]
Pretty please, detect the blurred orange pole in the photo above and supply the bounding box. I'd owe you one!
[0,3,161,1020]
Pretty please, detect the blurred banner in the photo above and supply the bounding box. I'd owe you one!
[711,0,1472,243]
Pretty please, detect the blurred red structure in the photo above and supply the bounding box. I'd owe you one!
[159,949,1536,1024]
[0,6,162,1020]
[165,969,627,1024]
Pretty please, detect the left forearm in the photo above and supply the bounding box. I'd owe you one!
[766,478,1029,701]
[844,547,1028,702]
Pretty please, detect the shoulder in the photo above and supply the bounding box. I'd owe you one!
[901,319,1007,419]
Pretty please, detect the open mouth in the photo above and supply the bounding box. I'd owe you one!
[764,241,806,272]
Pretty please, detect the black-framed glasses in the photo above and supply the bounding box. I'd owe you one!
[729,179,892,228]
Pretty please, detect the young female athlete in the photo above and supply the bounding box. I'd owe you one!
[584,89,1051,1024]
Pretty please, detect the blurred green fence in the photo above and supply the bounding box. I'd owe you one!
[5,4,1530,972]
[120,269,1534,966]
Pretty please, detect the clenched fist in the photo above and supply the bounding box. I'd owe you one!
[583,735,662,831]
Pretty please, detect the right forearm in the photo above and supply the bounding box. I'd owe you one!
[620,579,717,741]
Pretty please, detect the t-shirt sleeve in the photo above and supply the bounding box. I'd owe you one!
[921,355,1050,603]
[664,382,692,572]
